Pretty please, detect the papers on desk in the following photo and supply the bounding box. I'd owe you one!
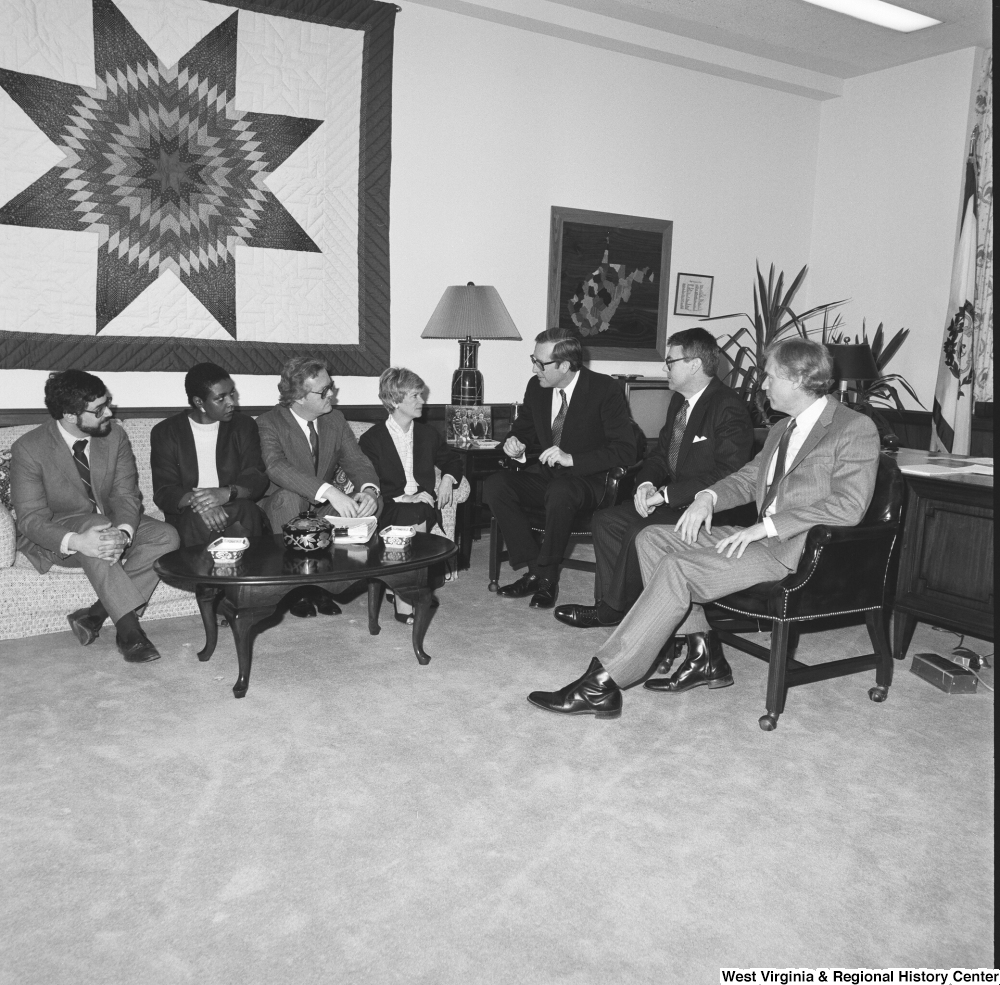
[899,463,994,477]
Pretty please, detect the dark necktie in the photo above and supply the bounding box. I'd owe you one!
[758,420,797,521]
[308,420,320,474]
[72,439,98,510]
[551,389,568,449]
[667,399,688,477]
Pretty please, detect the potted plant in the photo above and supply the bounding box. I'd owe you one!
[704,262,846,426]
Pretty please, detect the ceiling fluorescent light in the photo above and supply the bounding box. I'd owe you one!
[799,0,941,32]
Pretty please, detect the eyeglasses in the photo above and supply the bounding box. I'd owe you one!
[530,356,560,371]
[306,384,335,398]
[664,356,692,369]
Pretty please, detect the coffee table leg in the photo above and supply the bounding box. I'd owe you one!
[195,585,220,661]
[228,603,277,699]
[367,579,384,635]
[407,587,438,665]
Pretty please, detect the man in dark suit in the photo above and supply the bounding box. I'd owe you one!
[11,370,180,663]
[257,356,381,617]
[150,363,269,547]
[483,328,637,609]
[554,328,753,629]
[527,339,881,718]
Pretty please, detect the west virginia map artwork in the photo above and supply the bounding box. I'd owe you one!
[0,0,396,375]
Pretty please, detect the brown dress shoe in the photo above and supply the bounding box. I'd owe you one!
[643,631,732,693]
[527,657,622,718]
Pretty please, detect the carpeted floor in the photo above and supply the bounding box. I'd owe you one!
[0,539,994,984]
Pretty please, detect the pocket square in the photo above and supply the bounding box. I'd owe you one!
[692,435,708,443]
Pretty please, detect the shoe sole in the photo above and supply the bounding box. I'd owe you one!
[67,621,98,646]
[646,675,734,693]
[526,696,621,718]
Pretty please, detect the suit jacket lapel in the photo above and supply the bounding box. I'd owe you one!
[675,380,716,471]
[87,428,109,513]
[48,419,94,510]
[785,397,835,477]
[756,420,789,506]
[282,406,315,474]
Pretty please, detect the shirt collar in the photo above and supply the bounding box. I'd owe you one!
[386,415,413,441]
[556,370,580,405]
[792,394,828,432]
[57,421,85,450]
[682,381,710,414]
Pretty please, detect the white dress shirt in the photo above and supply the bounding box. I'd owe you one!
[702,394,828,537]
[189,418,220,489]
[56,422,134,555]
[640,381,710,505]
[385,415,419,499]
[288,408,378,502]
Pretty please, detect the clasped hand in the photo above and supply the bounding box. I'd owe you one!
[72,521,129,561]
[539,445,572,468]
[633,482,664,518]
[325,487,378,518]
[397,476,456,509]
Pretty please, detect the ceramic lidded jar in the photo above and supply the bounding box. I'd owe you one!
[282,509,333,552]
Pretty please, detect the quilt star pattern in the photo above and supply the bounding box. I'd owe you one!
[0,0,395,375]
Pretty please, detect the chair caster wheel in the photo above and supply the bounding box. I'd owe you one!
[488,581,498,592]
[758,713,778,731]
[868,685,889,703]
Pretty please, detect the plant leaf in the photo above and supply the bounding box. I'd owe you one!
[877,327,909,369]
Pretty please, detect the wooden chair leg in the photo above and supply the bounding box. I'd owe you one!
[488,517,504,591]
[866,609,892,703]
[760,620,791,732]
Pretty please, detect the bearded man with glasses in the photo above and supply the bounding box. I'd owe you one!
[257,356,382,618]
[483,327,637,610]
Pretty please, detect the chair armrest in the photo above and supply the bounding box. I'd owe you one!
[601,461,644,510]
[774,520,902,619]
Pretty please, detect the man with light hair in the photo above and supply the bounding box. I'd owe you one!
[257,356,381,617]
[527,338,881,719]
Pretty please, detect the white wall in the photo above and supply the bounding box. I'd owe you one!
[0,1,822,410]
[806,47,980,410]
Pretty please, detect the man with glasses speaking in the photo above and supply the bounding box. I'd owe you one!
[554,328,753,632]
[257,356,381,618]
[483,327,636,610]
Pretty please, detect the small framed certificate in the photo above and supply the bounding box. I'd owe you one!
[673,273,714,317]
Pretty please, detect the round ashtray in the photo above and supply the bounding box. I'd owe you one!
[379,525,416,550]
[206,537,249,564]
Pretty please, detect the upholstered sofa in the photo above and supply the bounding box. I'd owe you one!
[0,416,468,640]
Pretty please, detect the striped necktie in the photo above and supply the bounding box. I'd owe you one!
[72,440,98,510]
[308,420,320,474]
[551,389,568,448]
[667,400,688,477]
[758,420,796,521]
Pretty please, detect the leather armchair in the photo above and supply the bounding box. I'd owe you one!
[705,453,905,731]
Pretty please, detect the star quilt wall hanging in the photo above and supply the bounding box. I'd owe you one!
[0,0,395,375]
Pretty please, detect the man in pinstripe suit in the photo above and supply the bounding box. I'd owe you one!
[527,339,881,719]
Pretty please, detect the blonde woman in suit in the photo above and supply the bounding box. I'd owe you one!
[528,338,881,719]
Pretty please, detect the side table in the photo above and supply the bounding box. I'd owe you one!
[454,445,506,569]
[892,450,994,659]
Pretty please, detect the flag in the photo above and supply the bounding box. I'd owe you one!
[930,154,978,454]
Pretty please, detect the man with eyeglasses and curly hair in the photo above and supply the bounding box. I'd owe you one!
[257,356,381,618]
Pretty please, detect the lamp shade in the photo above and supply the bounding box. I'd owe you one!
[827,343,880,381]
[420,284,521,340]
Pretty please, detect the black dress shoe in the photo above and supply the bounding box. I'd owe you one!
[527,657,622,718]
[314,592,342,616]
[116,633,161,663]
[553,603,620,628]
[67,608,104,646]
[496,573,539,598]
[289,598,317,618]
[529,581,558,609]
[643,631,732,693]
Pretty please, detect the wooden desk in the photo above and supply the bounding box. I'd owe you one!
[892,449,994,659]
[453,445,506,570]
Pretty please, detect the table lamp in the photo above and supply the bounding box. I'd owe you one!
[827,343,880,403]
[421,283,521,405]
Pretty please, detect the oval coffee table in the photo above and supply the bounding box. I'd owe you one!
[155,533,458,698]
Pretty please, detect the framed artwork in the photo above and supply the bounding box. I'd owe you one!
[0,0,395,376]
[674,273,714,317]
[547,206,673,361]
